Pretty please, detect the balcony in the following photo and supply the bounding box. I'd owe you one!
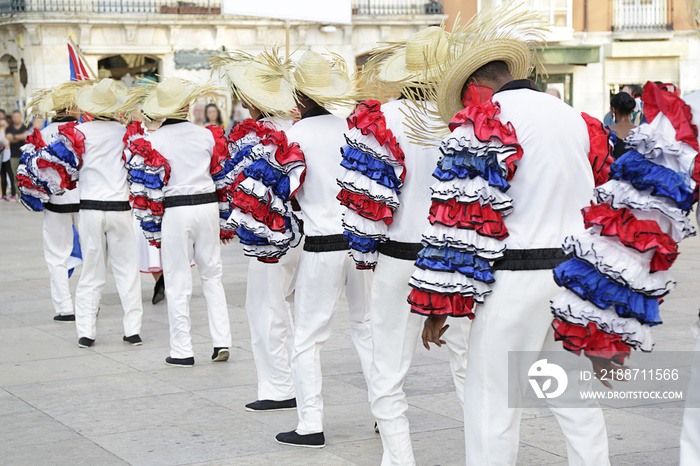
[352,0,444,15]
[612,0,670,32]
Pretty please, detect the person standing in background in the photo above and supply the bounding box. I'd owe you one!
[606,92,637,159]
[5,110,27,200]
[621,84,645,125]
[0,115,13,200]
[204,102,224,128]
[191,102,206,126]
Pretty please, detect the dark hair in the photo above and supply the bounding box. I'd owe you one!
[0,109,5,116]
[11,109,22,115]
[470,60,511,82]
[204,103,223,125]
[610,92,636,116]
[623,84,643,98]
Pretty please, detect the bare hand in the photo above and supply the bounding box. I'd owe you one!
[422,315,449,350]
[587,355,630,389]
[221,238,233,245]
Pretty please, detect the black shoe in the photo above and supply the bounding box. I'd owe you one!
[165,356,194,367]
[275,430,325,448]
[246,398,297,412]
[211,347,230,362]
[374,422,379,434]
[152,275,165,305]
[123,334,143,346]
[53,314,75,322]
[78,337,94,348]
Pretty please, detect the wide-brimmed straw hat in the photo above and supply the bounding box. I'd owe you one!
[133,77,221,120]
[435,6,546,124]
[26,81,80,117]
[292,50,351,106]
[212,50,296,118]
[75,78,127,117]
[376,26,449,84]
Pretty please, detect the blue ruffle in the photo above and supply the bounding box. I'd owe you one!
[236,227,271,246]
[243,159,290,201]
[212,158,236,182]
[434,151,509,191]
[139,219,162,233]
[230,145,255,169]
[610,151,694,211]
[340,146,401,192]
[415,246,495,283]
[343,231,380,254]
[553,258,661,325]
[21,194,44,212]
[129,169,166,190]
[45,142,80,168]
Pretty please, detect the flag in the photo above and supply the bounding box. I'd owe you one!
[66,225,83,278]
[67,37,91,82]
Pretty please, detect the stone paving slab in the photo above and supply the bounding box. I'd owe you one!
[1,200,698,465]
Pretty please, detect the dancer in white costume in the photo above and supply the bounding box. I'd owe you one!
[213,50,300,410]
[18,83,82,322]
[123,77,234,367]
[337,27,470,465]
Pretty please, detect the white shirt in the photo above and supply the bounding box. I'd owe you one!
[286,113,346,237]
[493,88,594,249]
[76,120,129,202]
[145,121,216,197]
[41,122,80,205]
[382,99,440,243]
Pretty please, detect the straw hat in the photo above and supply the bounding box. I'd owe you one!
[75,78,127,117]
[212,50,296,118]
[27,81,80,116]
[292,50,351,106]
[435,6,547,124]
[376,26,449,84]
[132,77,221,120]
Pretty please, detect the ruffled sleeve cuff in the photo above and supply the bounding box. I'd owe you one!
[581,112,614,186]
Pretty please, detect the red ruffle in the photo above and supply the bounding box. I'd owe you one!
[581,112,613,187]
[230,190,287,232]
[337,189,393,224]
[449,84,523,180]
[36,158,77,190]
[429,198,508,239]
[261,129,307,194]
[16,173,48,193]
[408,289,476,319]
[228,118,273,143]
[642,81,699,153]
[582,203,678,271]
[26,128,46,149]
[131,195,164,217]
[207,125,229,177]
[552,319,632,365]
[129,139,171,184]
[347,100,406,183]
[57,122,86,165]
[122,121,145,163]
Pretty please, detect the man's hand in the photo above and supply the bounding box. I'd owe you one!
[587,355,630,389]
[221,237,233,245]
[422,315,449,350]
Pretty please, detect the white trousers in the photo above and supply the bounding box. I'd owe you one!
[464,269,609,466]
[292,249,373,434]
[161,203,231,359]
[246,243,301,401]
[43,210,79,316]
[74,209,143,339]
[370,254,470,466]
[680,319,700,465]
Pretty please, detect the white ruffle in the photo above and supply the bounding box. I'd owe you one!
[16,163,50,203]
[54,134,83,165]
[129,183,165,203]
[344,128,404,171]
[563,229,676,297]
[226,210,293,246]
[243,244,286,260]
[629,204,690,243]
[441,124,518,173]
[552,289,655,351]
[25,157,70,195]
[421,224,506,259]
[431,177,513,213]
[342,210,388,240]
[229,132,261,158]
[337,169,400,208]
[257,142,306,175]
[349,249,378,269]
[596,180,695,240]
[409,268,492,299]
[236,177,289,216]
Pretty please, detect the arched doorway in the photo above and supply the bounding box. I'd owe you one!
[97,54,160,87]
[0,54,19,111]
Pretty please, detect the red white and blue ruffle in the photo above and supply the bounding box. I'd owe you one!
[581,112,614,187]
[224,119,305,262]
[407,85,522,318]
[338,100,406,269]
[551,82,699,361]
[207,125,237,241]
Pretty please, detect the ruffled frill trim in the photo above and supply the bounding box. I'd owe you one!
[229,190,287,232]
[553,258,662,325]
[431,177,513,213]
[57,122,86,165]
[233,212,302,262]
[552,319,632,364]
[122,121,145,163]
[642,81,699,153]
[342,209,388,240]
[408,290,475,318]
[337,169,399,208]
[340,145,402,191]
[206,125,237,235]
[429,198,508,239]
[582,203,678,271]
[581,112,613,186]
[337,189,393,224]
[18,129,50,211]
[409,268,492,298]
[552,290,654,351]
[421,218,507,259]
[434,148,510,191]
[562,230,675,297]
[415,246,494,283]
[26,128,46,149]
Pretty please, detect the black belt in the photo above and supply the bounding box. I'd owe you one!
[492,248,569,271]
[45,202,80,213]
[80,200,131,211]
[378,240,423,261]
[164,192,218,209]
[303,234,349,253]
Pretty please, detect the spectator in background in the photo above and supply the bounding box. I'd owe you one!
[5,110,27,200]
[204,102,223,127]
[545,87,561,99]
[0,109,6,120]
[606,92,637,159]
[191,102,205,126]
[31,116,45,131]
[621,84,645,125]
[0,115,13,200]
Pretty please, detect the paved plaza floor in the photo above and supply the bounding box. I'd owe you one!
[1,200,698,465]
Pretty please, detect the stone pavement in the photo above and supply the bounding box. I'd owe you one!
[1,200,698,465]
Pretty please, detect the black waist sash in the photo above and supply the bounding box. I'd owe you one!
[163,192,218,209]
[80,200,131,211]
[378,240,423,261]
[492,248,569,271]
[303,234,350,253]
[45,202,80,213]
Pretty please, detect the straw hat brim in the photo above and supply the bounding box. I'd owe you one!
[227,64,296,115]
[140,83,198,120]
[75,87,126,117]
[436,39,531,124]
[376,49,441,84]
[296,70,350,103]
